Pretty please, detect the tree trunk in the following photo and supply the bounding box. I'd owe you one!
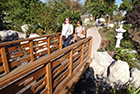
[107,15,110,29]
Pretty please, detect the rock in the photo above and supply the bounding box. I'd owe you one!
[130,68,140,88]
[90,52,114,77]
[81,90,86,94]
[94,52,114,67]
[85,71,90,79]
[108,60,130,85]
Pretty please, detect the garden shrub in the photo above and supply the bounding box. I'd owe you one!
[106,38,116,51]
[115,48,139,69]
[121,40,134,49]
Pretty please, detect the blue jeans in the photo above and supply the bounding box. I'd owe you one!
[63,35,71,48]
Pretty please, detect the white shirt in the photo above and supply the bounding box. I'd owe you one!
[62,24,73,36]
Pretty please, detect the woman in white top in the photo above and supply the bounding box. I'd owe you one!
[73,20,86,42]
[62,17,73,47]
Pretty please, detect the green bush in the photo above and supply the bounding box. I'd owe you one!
[115,48,139,69]
[121,40,134,49]
[106,38,116,51]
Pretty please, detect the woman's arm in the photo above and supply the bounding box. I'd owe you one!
[81,27,86,35]
[69,24,73,35]
[73,29,77,42]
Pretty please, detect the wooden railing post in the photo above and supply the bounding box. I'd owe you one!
[69,49,73,76]
[59,34,62,50]
[1,47,9,73]
[46,62,52,94]
[88,38,92,59]
[47,37,50,55]
[81,43,85,64]
[29,40,34,62]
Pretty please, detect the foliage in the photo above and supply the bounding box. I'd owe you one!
[121,40,134,49]
[106,38,116,51]
[97,48,104,52]
[84,0,107,19]
[112,10,124,23]
[115,48,139,69]
[119,0,140,12]
[2,0,81,34]
[127,83,140,94]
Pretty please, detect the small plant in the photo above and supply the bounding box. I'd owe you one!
[127,84,140,94]
[115,48,139,69]
[97,48,104,52]
[121,40,134,49]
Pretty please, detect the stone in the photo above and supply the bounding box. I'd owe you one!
[108,60,130,85]
[130,68,140,88]
[90,52,114,77]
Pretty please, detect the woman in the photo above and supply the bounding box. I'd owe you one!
[73,20,86,42]
[62,17,73,48]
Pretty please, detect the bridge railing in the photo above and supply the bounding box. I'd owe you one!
[0,33,62,74]
[0,36,92,94]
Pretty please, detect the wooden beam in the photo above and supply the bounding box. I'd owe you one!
[59,34,62,50]
[47,37,50,55]
[1,47,9,73]
[81,43,85,64]
[29,40,34,62]
[46,62,52,94]
[69,49,73,76]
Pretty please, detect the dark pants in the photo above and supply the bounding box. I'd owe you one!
[63,35,71,48]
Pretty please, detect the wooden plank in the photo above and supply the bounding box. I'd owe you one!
[0,33,61,47]
[0,66,4,73]
[83,51,89,59]
[81,43,84,64]
[52,52,70,69]
[50,41,58,46]
[73,46,82,54]
[9,56,31,68]
[46,62,52,94]
[30,77,47,93]
[6,43,29,53]
[73,51,81,62]
[34,45,47,52]
[50,36,59,41]
[72,59,81,69]
[88,38,92,59]
[53,60,69,78]
[50,45,59,52]
[29,41,34,62]
[34,50,48,58]
[59,34,62,50]
[69,49,73,76]
[33,38,47,45]
[53,69,69,88]
[1,47,9,73]
[53,58,92,94]
[8,49,30,60]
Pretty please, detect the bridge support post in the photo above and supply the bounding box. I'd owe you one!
[59,34,62,50]
[69,49,73,76]
[88,38,92,59]
[81,43,85,64]
[46,62,52,94]
[29,40,34,62]
[47,37,50,55]
[1,47,9,73]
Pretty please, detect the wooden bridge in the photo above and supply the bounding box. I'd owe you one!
[0,33,92,94]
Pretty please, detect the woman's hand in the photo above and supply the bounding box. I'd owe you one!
[66,35,68,39]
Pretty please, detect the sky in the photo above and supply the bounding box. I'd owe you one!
[40,0,123,6]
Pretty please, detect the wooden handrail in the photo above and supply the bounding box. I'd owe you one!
[0,36,92,94]
[0,33,61,74]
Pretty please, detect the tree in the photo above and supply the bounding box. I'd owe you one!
[84,0,107,20]
[126,5,140,35]
[112,10,124,25]
[104,0,117,28]
[119,0,140,12]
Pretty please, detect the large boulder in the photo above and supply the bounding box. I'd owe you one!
[90,52,114,77]
[130,68,140,88]
[108,60,130,85]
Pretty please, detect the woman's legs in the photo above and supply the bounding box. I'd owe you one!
[63,35,72,48]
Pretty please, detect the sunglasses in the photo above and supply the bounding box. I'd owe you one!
[77,23,80,24]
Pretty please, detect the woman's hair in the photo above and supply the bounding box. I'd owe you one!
[64,17,71,24]
[77,20,82,25]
